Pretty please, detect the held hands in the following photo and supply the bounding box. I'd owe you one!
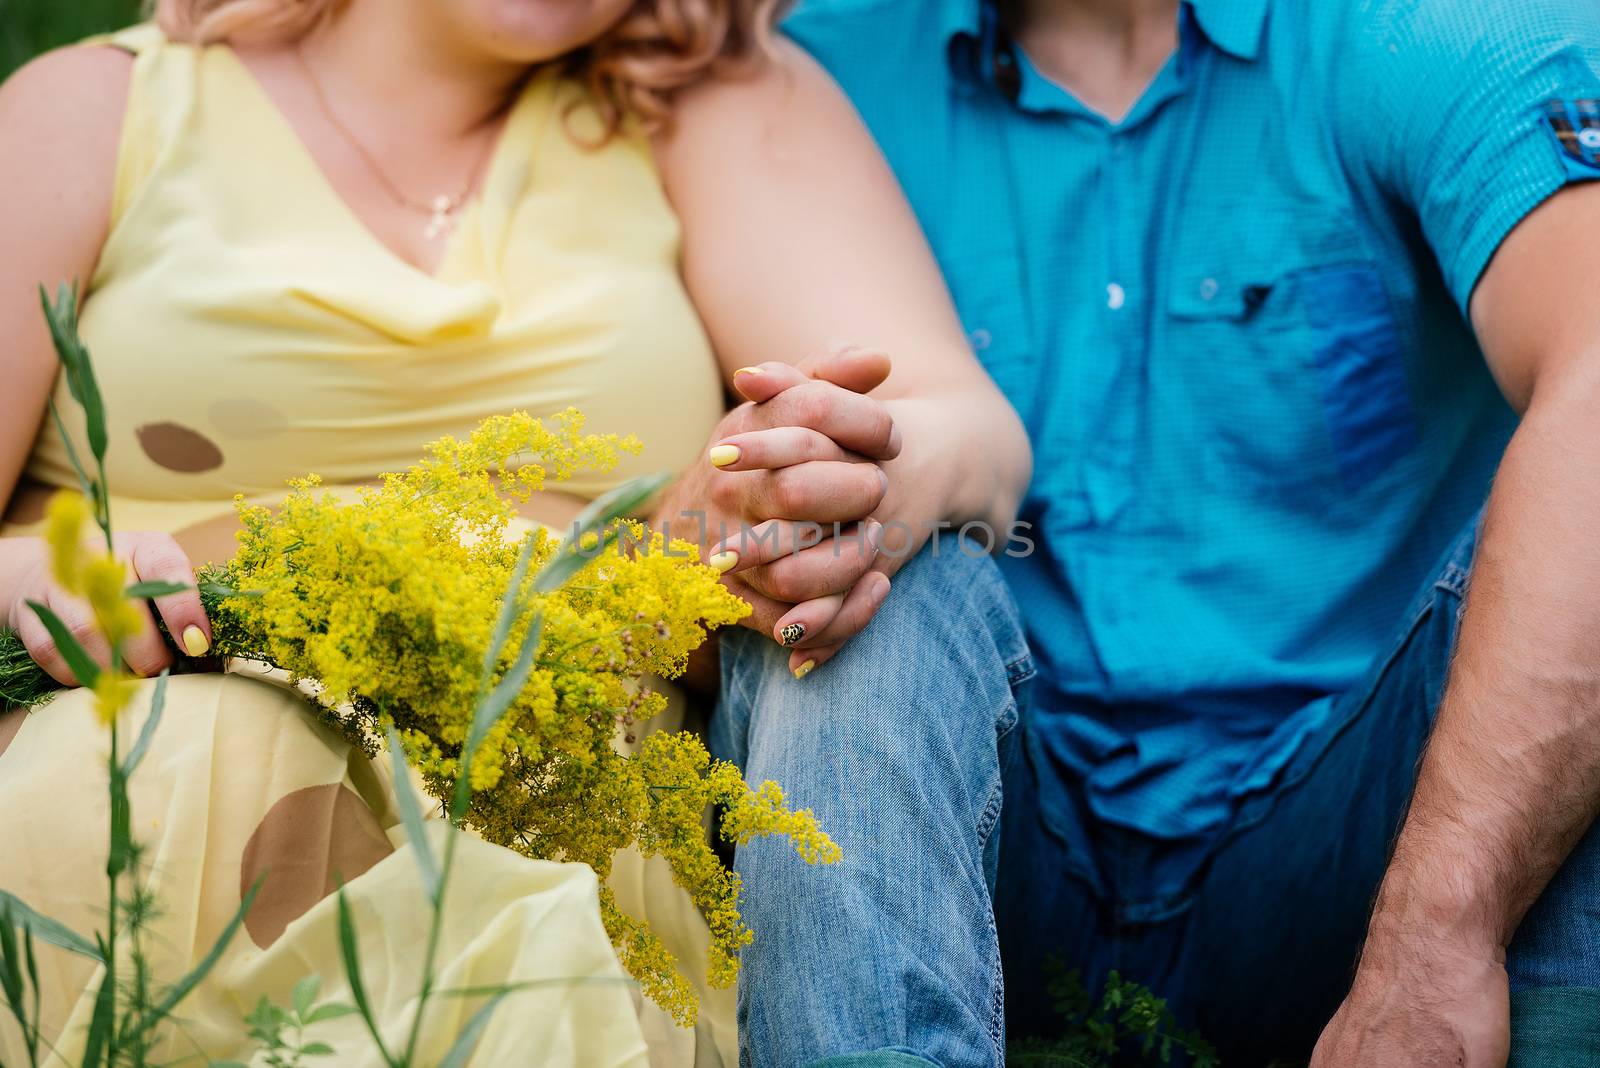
[6,531,211,685]
[658,345,901,676]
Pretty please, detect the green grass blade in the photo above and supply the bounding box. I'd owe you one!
[45,398,98,512]
[465,615,542,763]
[135,876,262,1038]
[40,283,108,465]
[120,669,168,779]
[80,946,114,1068]
[24,602,101,688]
[434,990,510,1068]
[0,905,26,1023]
[0,892,102,962]
[386,727,441,903]
[124,581,191,599]
[335,888,395,1068]
[478,534,537,680]
[24,926,41,1068]
[532,473,669,594]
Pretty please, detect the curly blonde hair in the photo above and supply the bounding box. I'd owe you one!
[151,0,787,137]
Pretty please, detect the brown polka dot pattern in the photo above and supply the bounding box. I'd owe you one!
[239,783,394,948]
[208,397,289,440]
[136,422,226,474]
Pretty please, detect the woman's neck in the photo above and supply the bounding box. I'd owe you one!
[301,0,528,140]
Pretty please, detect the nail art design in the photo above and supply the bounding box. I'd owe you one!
[779,622,806,646]
[793,659,816,680]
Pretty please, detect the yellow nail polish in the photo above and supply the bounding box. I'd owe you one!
[732,366,762,378]
[708,444,741,468]
[792,659,817,680]
[708,550,739,574]
[181,624,210,657]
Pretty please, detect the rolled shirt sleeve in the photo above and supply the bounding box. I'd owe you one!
[1334,0,1600,313]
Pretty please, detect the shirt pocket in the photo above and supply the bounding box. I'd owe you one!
[1164,216,1416,494]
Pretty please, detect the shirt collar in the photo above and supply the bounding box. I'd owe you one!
[1185,0,1270,61]
[940,0,1271,83]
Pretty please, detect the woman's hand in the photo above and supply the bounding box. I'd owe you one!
[654,347,897,653]
[3,532,212,686]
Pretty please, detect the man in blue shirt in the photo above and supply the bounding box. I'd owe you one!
[773,0,1600,1062]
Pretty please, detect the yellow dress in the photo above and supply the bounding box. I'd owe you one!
[0,23,735,1068]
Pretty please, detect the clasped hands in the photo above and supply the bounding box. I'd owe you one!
[657,345,908,677]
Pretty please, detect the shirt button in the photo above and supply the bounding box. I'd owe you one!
[970,328,992,351]
[1106,283,1126,310]
[1199,277,1220,301]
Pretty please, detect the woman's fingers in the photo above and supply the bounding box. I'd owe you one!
[731,523,881,604]
[126,533,210,658]
[729,362,810,403]
[783,571,892,677]
[706,426,856,471]
[118,599,174,678]
[15,592,111,686]
[758,381,900,461]
[711,460,887,525]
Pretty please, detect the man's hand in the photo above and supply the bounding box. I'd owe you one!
[1311,923,1509,1067]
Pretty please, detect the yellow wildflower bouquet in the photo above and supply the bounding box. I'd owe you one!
[184,409,842,1023]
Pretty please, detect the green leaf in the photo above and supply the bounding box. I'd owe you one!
[532,472,670,595]
[121,669,168,778]
[136,876,263,1037]
[124,580,191,599]
[0,903,23,999]
[292,974,320,1020]
[81,953,114,1068]
[24,602,100,688]
[434,990,510,1068]
[302,1001,359,1026]
[478,534,538,680]
[336,889,394,1068]
[300,1041,336,1057]
[0,892,101,963]
[466,615,542,765]
[40,282,108,465]
[386,727,441,902]
[107,761,132,879]
[45,398,98,514]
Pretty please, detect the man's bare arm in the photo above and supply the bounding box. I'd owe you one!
[1315,181,1600,1064]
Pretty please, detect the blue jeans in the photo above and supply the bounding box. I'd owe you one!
[997,511,1600,1064]
[714,545,1033,1068]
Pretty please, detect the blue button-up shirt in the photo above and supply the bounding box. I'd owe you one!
[789,0,1600,887]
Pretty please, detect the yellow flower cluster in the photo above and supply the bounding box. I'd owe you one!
[207,410,841,1024]
[44,491,143,723]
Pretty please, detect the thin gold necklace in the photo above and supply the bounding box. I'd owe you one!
[294,42,499,240]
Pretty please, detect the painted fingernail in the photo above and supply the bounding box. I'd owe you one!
[181,625,210,657]
[708,550,739,574]
[708,444,741,468]
[732,366,762,379]
[779,622,806,646]
[793,659,816,680]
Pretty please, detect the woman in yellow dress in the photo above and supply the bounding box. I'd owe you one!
[0,0,1032,1064]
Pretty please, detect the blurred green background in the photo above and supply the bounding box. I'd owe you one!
[1,0,143,81]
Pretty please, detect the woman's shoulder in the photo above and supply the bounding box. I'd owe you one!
[0,40,134,138]
[0,43,134,247]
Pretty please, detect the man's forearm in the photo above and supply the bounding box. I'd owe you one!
[1370,375,1600,957]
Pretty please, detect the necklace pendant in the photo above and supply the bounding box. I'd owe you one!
[425,195,455,241]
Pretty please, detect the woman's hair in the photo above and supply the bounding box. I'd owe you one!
[150,0,787,138]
